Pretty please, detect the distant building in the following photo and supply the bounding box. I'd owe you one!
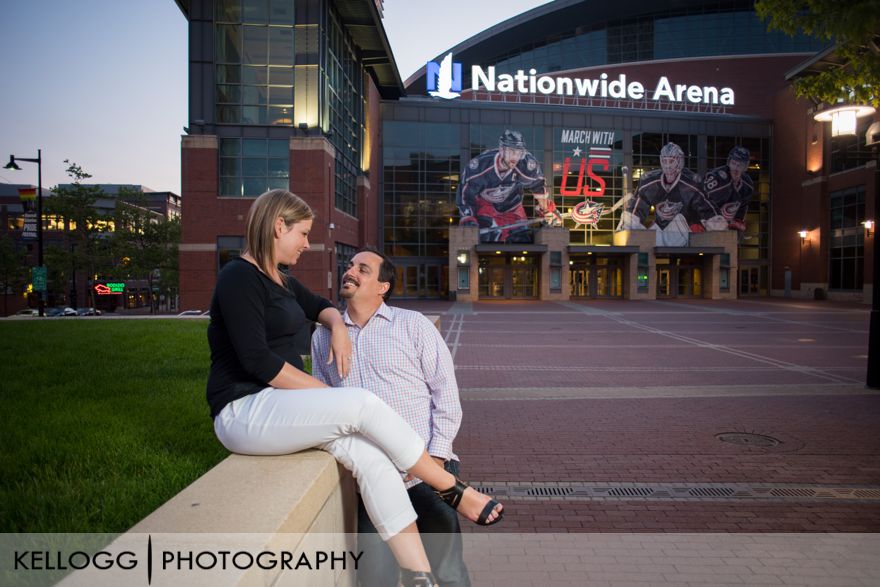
[0,183,180,315]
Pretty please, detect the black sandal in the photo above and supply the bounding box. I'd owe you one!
[435,477,503,526]
[399,568,438,586]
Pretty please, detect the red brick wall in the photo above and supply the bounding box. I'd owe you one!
[290,138,336,300]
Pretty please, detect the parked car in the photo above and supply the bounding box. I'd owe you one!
[14,308,39,316]
[76,307,102,316]
[177,309,204,317]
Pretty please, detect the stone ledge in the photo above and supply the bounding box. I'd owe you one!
[131,450,352,535]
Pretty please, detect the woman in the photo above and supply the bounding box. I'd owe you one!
[207,190,503,586]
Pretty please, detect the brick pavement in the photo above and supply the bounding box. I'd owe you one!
[393,299,880,584]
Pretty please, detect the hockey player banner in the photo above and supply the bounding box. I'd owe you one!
[616,143,753,246]
[457,129,557,243]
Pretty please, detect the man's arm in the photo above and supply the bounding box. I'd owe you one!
[309,326,333,385]
[417,316,462,460]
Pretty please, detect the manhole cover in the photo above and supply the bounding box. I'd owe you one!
[716,432,781,448]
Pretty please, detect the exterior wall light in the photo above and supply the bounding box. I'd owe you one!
[813,104,876,137]
[864,220,875,237]
[798,229,808,242]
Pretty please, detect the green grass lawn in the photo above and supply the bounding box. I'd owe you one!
[0,319,229,533]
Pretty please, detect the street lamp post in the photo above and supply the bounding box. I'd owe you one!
[4,150,45,317]
[814,104,879,388]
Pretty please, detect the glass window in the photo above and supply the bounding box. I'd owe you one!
[383,121,461,261]
[218,236,246,271]
[326,7,364,217]
[219,138,289,197]
[214,0,293,126]
[829,187,865,290]
[637,252,649,293]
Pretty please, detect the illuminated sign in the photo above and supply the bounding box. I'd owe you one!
[426,53,462,99]
[427,54,735,106]
[94,282,125,295]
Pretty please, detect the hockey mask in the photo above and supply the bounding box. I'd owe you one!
[659,143,684,183]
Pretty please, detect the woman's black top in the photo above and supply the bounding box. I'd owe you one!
[206,257,333,418]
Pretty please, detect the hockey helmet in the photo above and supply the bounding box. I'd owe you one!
[728,146,750,165]
[499,130,526,150]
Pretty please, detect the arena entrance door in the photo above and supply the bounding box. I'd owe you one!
[477,252,538,299]
[569,255,624,299]
[393,259,448,299]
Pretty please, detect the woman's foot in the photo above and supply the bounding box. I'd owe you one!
[436,478,503,526]
[399,568,437,586]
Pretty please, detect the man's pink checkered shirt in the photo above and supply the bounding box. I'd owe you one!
[311,304,461,486]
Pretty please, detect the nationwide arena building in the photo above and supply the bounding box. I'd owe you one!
[173,0,877,307]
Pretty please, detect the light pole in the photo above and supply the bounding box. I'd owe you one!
[814,104,878,388]
[5,150,45,317]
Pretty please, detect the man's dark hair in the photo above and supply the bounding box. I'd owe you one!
[358,246,396,302]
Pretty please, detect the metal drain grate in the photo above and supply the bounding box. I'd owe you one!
[527,487,575,497]
[689,487,735,498]
[770,488,816,498]
[470,482,880,503]
[607,487,655,497]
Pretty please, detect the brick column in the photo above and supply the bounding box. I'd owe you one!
[615,229,656,299]
[449,226,479,302]
[534,226,570,300]
[290,136,336,299]
[180,135,220,311]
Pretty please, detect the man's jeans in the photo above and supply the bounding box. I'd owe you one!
[356,459,471,587]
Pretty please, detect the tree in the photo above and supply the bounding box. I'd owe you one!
[110,189,181,314]
[755,0,880,106]
[45,161,114,307]
[0,234,27,316]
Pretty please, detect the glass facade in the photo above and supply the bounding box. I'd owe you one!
[215,0,295,126]
[326,6,364,217]
[219,138,290,197]
[490,10,825,78]
[382,108,776,297]
[829,187,865,290]
[383,121,459,258]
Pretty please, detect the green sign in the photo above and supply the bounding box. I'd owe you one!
[106,282,125,293]
[32,266,47,292]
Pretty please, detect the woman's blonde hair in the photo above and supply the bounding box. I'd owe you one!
[244,190,314,278]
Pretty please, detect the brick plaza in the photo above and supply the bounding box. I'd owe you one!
[397,298,880,585]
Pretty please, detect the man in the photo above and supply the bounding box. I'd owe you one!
[617,142,703,247]
[692,146,754,233]
[311,248,469,587]
[458,129,558,243]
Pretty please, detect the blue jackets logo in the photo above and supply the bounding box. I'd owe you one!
[426,53,461,99]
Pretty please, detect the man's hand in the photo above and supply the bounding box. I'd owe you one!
[327,324,353,379]
[728,219,746,232]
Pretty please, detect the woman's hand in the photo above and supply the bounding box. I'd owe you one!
[327,323,353,378]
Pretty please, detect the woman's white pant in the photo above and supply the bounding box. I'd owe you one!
[214,386,425,540]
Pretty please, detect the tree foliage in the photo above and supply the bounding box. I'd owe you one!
[755,0,880,106]
[110,189,180,313]
[0,234,27,315]
[45,161,115,304]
